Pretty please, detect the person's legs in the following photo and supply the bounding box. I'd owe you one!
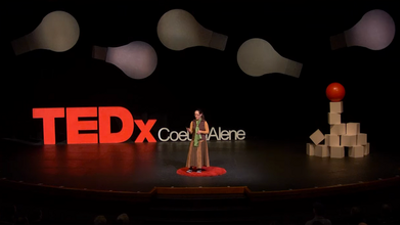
[196,142,204,173]
[196,141,210,173]
[196,164,202,173]
[186,142,196,173]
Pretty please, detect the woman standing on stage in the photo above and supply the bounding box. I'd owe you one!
[185,109,210,173]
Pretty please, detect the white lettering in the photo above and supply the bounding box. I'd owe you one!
[178,131,187,141]
[158,128,170,141]
[208,127,220,140]
[229,130,236,140]
[220,128,229,140]
[170,131,179,141]
[158,127,245,142]
[236,130,246,140]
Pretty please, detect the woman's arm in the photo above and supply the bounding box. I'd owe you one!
[189,122,193,134]
[200,122,210,134]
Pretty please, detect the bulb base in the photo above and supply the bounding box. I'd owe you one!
[92,46,108,61]
[330,33,347,50]
[284,60,303,78]
[11,36,30,56]
[209,32,228,51]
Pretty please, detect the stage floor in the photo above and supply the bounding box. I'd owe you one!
[0,139,399,192]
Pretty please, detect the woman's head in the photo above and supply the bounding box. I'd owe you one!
[194,109,204,120]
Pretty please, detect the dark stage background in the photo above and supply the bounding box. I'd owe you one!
[0,1,398,147]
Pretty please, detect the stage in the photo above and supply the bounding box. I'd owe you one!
[0,139,399,194]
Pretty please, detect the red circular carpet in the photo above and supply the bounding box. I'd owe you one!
[177,166,226,177]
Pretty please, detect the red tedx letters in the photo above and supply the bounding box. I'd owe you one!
[32,107,157,144]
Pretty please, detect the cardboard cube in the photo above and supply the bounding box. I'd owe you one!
[315,145,329,157]
[325,134,340,146]
[329,101,343,113]
[307,143,315,156]
[330,146,345,158]
[310,129,325,145]
[349,146,364,158]
[364,143,370,155]
[357,133,367,145]
[346,123,360,135]
[328,113,341,125]
[330,124,346,135]
[341,135,357,146]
